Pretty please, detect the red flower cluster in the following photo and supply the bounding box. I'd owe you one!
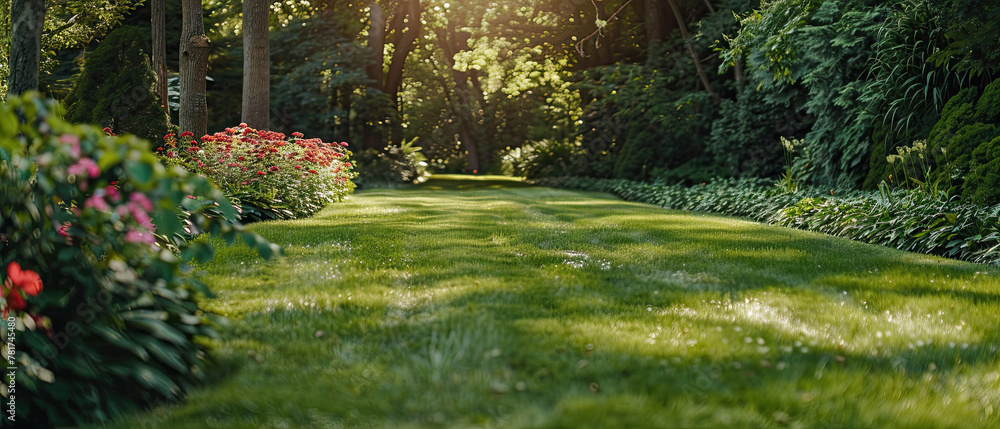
[4,262,43,317]
[156,125,355,217]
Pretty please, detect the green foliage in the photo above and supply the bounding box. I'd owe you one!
[883,140,947,198]
[861,2,977,189]
[729,0,977,188]
[536,176,1000,267]
[498,138,576,178]
[161,126,356,221]
[707,84,806,178]
[353,138,430,187]
[926,0,1000,75]
[62,26,170,143]
[926,79,1000,205]
[573,40,712,181]
[269,11,386,144]
[0,0,145,101]
[0,93,280,426]
[963,136,1000,206]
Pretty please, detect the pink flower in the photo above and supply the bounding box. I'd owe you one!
[67,158,100,178]
[57,223,70,236]
[60,134,81,158]
[84,195,110,211]
[127,202,156,230]
[105,185,120,202]
[125,228,156,245]
[239,123,248,128]
[129,193,154,212]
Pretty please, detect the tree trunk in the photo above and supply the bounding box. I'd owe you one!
[152,0,168,115]
[242,0,270,129]
[179,0,211,136]
[7,0,44,97]
[365,0,385,88]
[645,0,663,45]
[665,0,713,97]
[383,0,419,108]
[437,24,481,173]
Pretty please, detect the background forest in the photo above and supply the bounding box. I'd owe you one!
[2,0,999,198]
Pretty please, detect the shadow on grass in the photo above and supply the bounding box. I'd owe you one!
[417,174,536,190]
[157,183,1000,428]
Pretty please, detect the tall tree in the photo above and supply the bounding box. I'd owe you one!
[179,0,210,136]
[7,0,45,96]
[242,0,270,129]
[665,0,713,96]
[152,0,168,114]
[363,0,421,148]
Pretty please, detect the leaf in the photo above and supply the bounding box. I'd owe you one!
[133,334,190,374]
[90,324,150,361]
[132,366,182,398]
[123,316,188,346]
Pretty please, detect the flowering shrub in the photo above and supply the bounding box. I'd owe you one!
[160,125,356,221]
[0,93,281,425]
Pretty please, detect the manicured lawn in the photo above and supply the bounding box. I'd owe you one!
[105,175,1000,428]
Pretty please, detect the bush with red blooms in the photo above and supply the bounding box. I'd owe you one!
[2,262,43,317]
[160,125,356,221]
[0,93,281,426]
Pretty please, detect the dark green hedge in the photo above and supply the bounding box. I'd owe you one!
[534,176,1000,267]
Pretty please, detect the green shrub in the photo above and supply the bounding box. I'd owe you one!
[707,85,801,179]
[0,93,280,426]
[62,26,170,143]
[927,79,1000,205]
[964,136,1000,205]
[161,126,356,221]
[498,139,576,179]
[353,139,429,187]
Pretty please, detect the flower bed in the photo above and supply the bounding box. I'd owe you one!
[160,125,356,221]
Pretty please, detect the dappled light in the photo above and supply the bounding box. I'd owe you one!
[96,176,1000,427]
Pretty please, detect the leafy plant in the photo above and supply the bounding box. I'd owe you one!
[926,79,1000,205]
[535,175,1000,267]
[353,138,430,187]
[884,140,948,198]
[0,93,280,426]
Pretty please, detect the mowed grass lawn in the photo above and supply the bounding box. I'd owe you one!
[107,175,1000,428]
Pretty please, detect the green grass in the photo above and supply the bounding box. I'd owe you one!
[104,175,1000,428]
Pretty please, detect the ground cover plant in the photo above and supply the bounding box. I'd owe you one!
[535,176,1000,267]
[104,176,1000,428]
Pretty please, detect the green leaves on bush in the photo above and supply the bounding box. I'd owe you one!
[161,126,356,222]
[0,93,280,426]
[927,79,1000,206]
[535,176,1000,267]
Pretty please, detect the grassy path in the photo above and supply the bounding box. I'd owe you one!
[111,175,1000,428]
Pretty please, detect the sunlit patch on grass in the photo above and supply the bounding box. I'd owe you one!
[102,176,1000,429]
